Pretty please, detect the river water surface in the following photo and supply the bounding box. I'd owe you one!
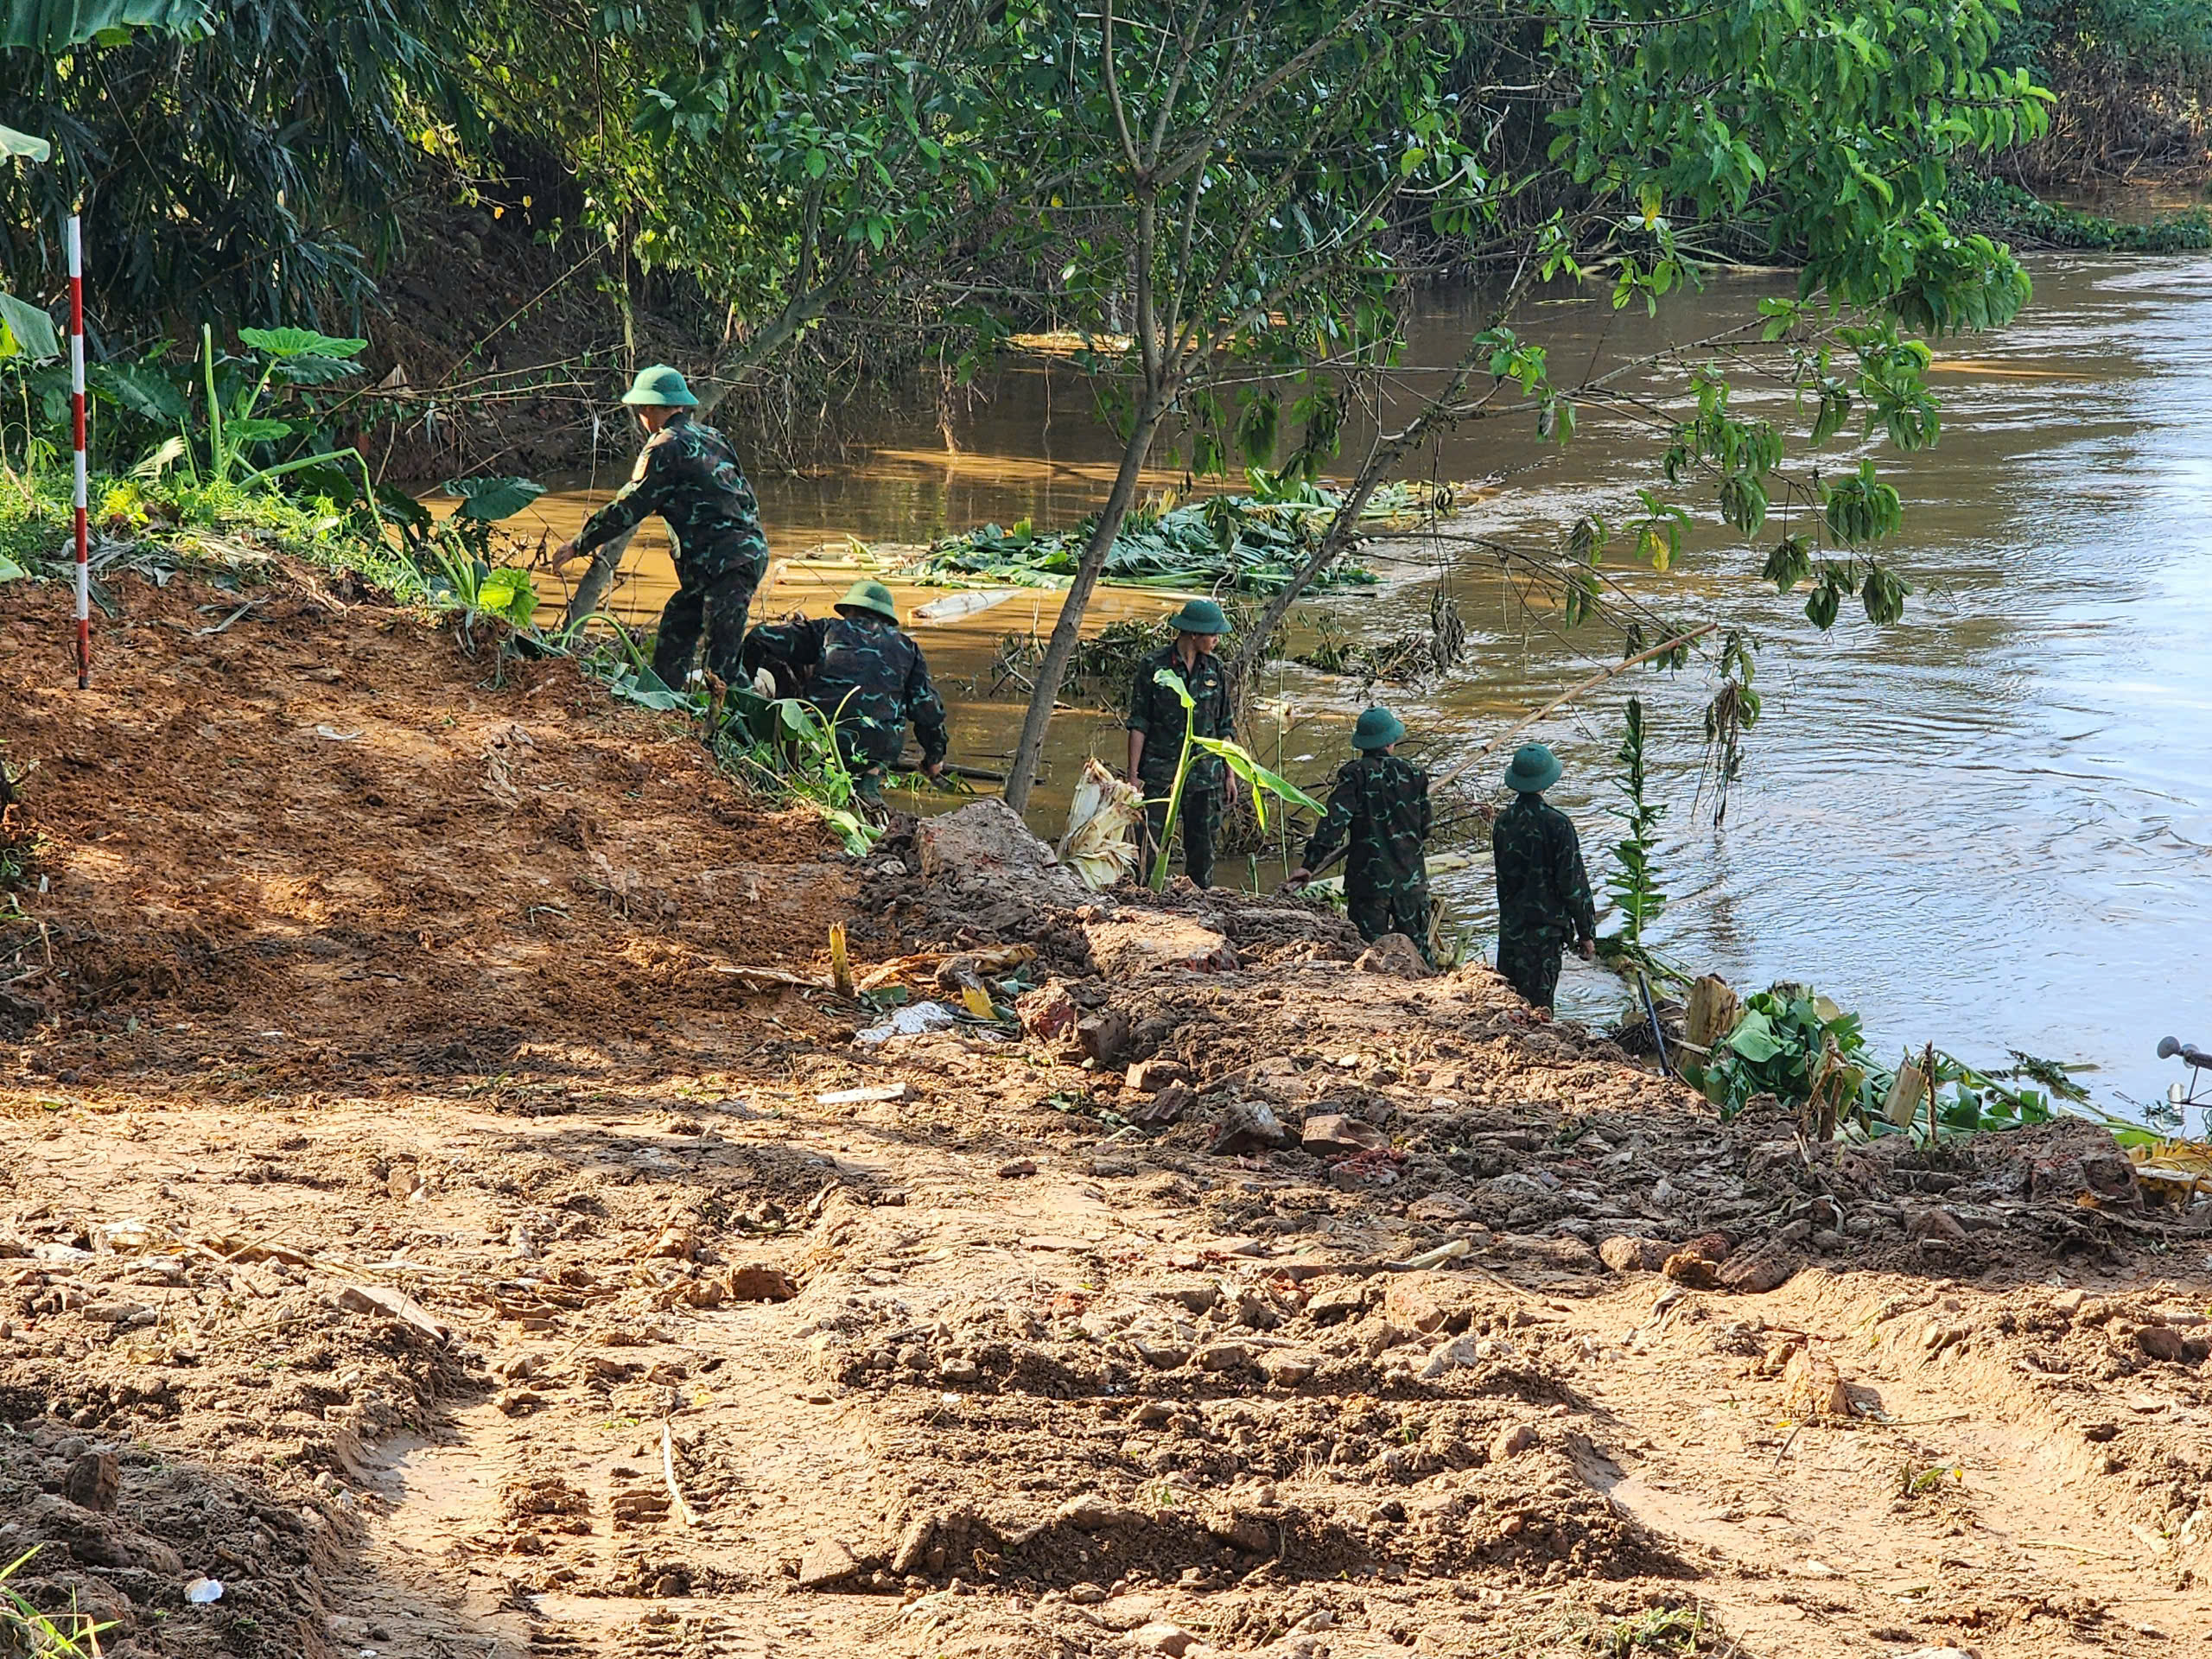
[511,257,2212,1115]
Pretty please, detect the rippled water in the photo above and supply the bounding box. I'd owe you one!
[513,257,2212,1114]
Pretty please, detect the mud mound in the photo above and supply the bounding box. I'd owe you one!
[0,1413,358,1658]
[1,569,839,1090]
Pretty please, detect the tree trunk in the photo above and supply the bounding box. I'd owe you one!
[1001,395,1167,813]
[562,526,639,634]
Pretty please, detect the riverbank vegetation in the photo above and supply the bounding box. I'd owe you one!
[1990,0,2212,184]
[1951,170,2212,251]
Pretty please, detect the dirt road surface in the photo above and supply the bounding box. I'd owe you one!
[3,568,2209,1658]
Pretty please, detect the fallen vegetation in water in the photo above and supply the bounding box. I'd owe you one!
[921,477,1471,596]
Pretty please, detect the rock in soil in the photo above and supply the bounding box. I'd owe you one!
[726,1264,799,1300]
[798,1537,864,1589]
[1353,933,1431,976]
[1211,1098,1289,1154]
[1301,1111,1389,1155]
[1600,1234,1671,1273]
[64,1451,119,1512]
[1126,1057,1194,1093]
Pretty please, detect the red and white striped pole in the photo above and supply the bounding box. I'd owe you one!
[67,214,89,690]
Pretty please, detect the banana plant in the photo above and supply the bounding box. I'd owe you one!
[1147,667,1321,889]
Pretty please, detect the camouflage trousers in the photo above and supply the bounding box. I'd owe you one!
[1348,882,1433,966]
[652,552,766,690]
[1497,929,1566,1010]
[1141,787,1217,888]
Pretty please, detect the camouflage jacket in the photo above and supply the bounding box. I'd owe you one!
[741,613,948,771]
[1300,753,1431,900]
[1491,792,1598,944]
[1127,645,1235,790]
[574,413,770,581]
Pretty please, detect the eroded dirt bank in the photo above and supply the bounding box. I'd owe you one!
[3,569,2210,1659]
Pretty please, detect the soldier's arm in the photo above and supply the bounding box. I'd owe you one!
[905,646,950,769]
[1555,815,1599,942]
[574,437,676,556]
[1414,770,1433,842]
[1125,661,1153,779]
[740,618,821,679]
[1297,770,1358,875]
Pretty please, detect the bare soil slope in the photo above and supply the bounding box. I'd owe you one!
[2,568,2209,1659]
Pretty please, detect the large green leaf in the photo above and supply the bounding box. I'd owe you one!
[1727,1011,1783,1065]
[270,353,365,385]
[1190,735,1325,834]
[236,326,367,360]
[374,485,431,533]
[0,124,51,162]
[445,475,546,522]
[0,292,60,363]
[607,666,692,713]
[90,361,186,422]
[1,1,212,52]
[477,566,539,626]
[0,552,27,582]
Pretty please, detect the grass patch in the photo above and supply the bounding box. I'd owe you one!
[2,1546,117,1656]
[1591,1604,1711,1656]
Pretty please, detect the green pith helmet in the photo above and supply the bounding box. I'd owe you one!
[1503,741,1562,793]
[1352,705,1406,750]
[620,364,699,407]
[1165,597,1232,635]
[835,579,900,623]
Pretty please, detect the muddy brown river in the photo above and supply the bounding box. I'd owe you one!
[507,258,2212,1116]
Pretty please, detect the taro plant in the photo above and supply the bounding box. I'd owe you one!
[375,475,548,629]
[184,325,378,500]
[1146,667,1321,890]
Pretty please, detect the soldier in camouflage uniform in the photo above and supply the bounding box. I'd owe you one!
[1491,742,1597,1010]
[1126,598,1241,887]
[741,581,948,800]
[1289,705,1434,963]
[549,365,771,690]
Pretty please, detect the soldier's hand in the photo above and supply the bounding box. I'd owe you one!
[1577,938,1596,962]
[546,538,580,574]
[1285,867,1311,891]
[924,760,946,781]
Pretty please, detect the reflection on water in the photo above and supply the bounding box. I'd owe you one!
[512,259,2212,1114]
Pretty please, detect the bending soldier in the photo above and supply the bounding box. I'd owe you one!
[549,365,770,691]
[1125,599,1241,887]
[741,581,948,801]
[1491,743,1597,1009]
[1289,705,1433,963]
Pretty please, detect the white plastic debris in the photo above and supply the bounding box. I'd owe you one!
[912,588,1017,624]
[852,1001,958,1048]
[184,1577,224,1605]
